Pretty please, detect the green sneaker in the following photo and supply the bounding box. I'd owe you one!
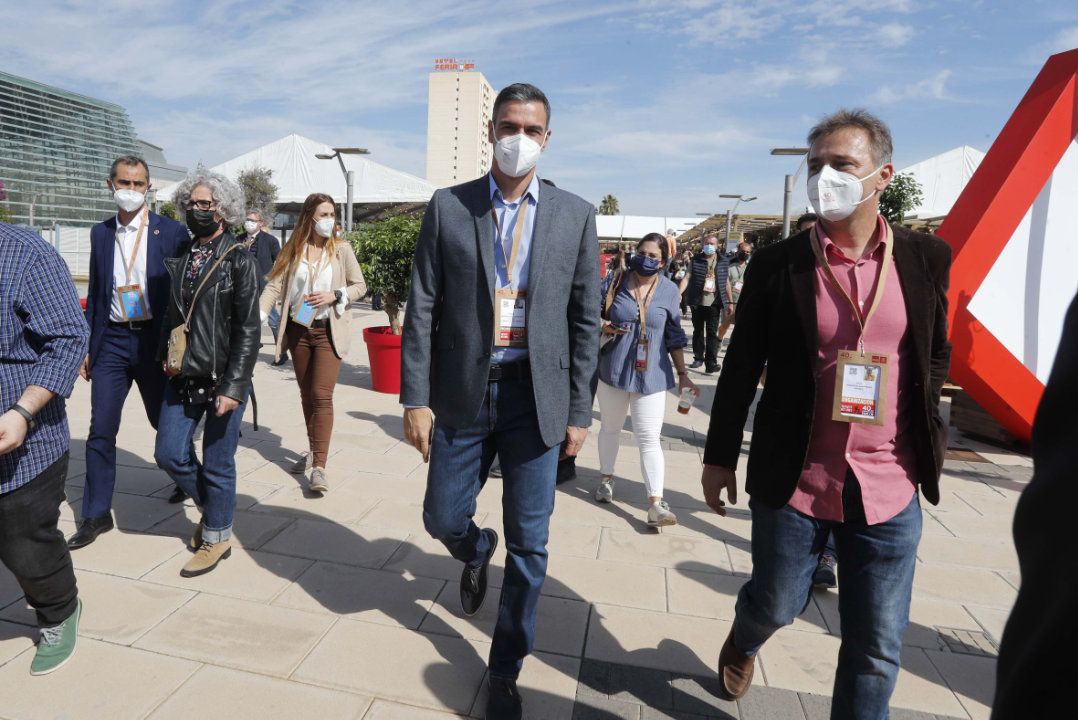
[30,598,81,676]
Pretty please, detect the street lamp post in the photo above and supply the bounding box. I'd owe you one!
[770,147,809,239]
[719,194,756,250]
[315,147,369,232]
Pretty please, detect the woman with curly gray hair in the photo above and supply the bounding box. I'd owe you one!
[153,167,261,577]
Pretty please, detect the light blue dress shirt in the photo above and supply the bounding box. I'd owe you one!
[489,173,540,365]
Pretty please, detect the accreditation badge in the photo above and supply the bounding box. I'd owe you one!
[734,280,744,292]
[291,299,318,327]
[494,288,528,347]
[703,273,717,293]
[832,349,889,425]
[116,284,149,321]
[634,332,650,373]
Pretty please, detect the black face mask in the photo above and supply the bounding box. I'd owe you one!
[735,251,748,263]
[186,208,220,238]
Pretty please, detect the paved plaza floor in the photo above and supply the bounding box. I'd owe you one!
[0,306,1021,719]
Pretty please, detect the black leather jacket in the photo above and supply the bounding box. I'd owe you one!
[158,233,260,400]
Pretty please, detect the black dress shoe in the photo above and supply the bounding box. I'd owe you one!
[486,676,523,720]
[67,515,115,550]
[689,360,704,369]
[167,486,187,504]
[461,529,498,617]
[705,363,721,374]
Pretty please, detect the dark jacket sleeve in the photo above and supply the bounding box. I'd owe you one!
[400,191,444,407]
[217,251,261,401]
[702,249,775,468]
[567,208,602,427]
[84,228,98,338]
[717,256,731,308]
[926,236,953,407]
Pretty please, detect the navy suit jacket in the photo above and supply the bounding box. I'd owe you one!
[85,211,190,367]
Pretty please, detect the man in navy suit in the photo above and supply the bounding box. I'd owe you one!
[67,156,190,549]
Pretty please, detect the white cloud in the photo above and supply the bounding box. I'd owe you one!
[871,69,953,104]
[879,23,915,48]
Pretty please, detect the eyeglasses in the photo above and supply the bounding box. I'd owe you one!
[185,199,217,211]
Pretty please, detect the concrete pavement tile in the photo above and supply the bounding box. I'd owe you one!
[669,674,740,717]
[735,686,806,719]
[471,652,580,720]
[725,541,753,577]
[251,484,381,523]
[135,594,334,676]
[0,637,199,720]
[552,493,642,531]
[421,582,589,657]
[585,604,725,677]
[996,571,1020,591]
[577,658,673,709]
[274,561,443,629]
[917,534,1018,572]
[260,517,409,569]
[964,605,1011,645]
[658,509,754,545]
[921,512,957,537]
[0,620,35,666]
[0,564,23,611]
[796,693,832,720]
[361,699,468,719]
[753,629,838,695]
[599,529,732,574]
[72,490,184,531]
[543,555,666,611]
[354,499,431,534]
[573,695,642,719]
[64,522,189,579]
[148,664,371,720]
[349,444,423,477]
[66,464,174,497]
[0,569,194,645]
[932,513,1013,541]
[382,532,505,586]
[912,564,1017,609]
[667,570,828,635]
[925,650,996,720]
[641,708,725,720]
[293,621,488,714]
[812,592,981,650]
[891,648,973,717]
[330,432,404,457]
[147,505,295,550]
[142,547,313,603]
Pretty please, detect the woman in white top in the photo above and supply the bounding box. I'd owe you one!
[260,193,366,494]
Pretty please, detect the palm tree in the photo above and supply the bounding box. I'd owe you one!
[598,194,620,215]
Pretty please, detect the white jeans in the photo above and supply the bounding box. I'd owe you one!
[596,380,667,499]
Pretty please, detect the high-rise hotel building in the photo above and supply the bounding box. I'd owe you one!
[425,60,494,187]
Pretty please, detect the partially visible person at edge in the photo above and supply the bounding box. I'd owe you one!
[242,209,285,365]
[663,228,678,270]
[715,241,752,347]
[679,235,730,374]
[699,108,952,720]
[792,211,841,590]
[259,193,366,494]
[594,233,697,527]
[0,222,89,675]
[68,155,191,552]
[992,291,1078,719]
[153,169,260,578]
[401,82,600,720]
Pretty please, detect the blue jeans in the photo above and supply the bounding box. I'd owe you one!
[84,324,167,519]
[154,381,248,543]
[733,474,921,720]
[268,306,281,343]
[422,375,560,679]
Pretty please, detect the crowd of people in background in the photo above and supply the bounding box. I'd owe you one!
[0,79,1070,720]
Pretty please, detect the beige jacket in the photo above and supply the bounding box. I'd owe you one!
[259,241,367,360]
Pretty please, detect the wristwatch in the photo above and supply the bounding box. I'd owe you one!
[334,289,344,304]
[9,403,35,432]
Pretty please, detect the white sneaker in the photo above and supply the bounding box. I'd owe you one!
[647,500,678,527]
[594,477,615,503]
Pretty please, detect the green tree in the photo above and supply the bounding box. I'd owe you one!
[348,214,422,334]
[0,206,14,224]
[236,167,278,225]
[598,194,619,215]
[879,173,924,224]
[158,202,180,221]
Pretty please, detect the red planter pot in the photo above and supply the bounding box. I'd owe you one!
[363,325,403,394]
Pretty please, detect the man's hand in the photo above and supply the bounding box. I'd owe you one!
[560,426,588,460]
[215,395,240,417]
[404,407,434,462]
[701,464,738,516]
[79,354,91,381]
[0,410,30,456]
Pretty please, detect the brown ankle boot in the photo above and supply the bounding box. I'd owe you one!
[717,632,755,700]
[181,540,231,577]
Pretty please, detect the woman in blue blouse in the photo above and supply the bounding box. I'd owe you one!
[596,233,698,526]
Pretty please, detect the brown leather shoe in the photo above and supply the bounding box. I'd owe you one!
[717,632,755,700]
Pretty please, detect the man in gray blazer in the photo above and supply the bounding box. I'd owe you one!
[401,83,600,720]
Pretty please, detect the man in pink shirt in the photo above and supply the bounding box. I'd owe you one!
[699,109,952,720]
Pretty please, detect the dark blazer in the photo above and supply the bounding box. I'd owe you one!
[702,224,952,508]
[245,230,280,291]
[992,292,1078,719]
[84,211,189,367]
[401,174,601,448]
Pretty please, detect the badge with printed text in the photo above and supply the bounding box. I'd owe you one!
[734,281,744,292]
[703,274,717,293]
[635,333,650,373]
[116,284,149,321]
[832,349,889,425]
[494,288,528,347]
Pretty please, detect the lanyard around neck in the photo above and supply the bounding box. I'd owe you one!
[809,223,894,353]
[492,197,530,286]
[633,275,658,326]
[114,208,148,285]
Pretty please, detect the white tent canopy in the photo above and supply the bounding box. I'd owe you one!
[897,145,985,219]
[156,133,436,205]
[595,215,700,242]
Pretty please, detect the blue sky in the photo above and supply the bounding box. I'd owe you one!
[4,1,1077,216]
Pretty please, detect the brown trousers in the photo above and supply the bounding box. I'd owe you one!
[286,322,342,468]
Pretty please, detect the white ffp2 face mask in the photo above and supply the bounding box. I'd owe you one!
[243,220,259,235]
[113,188,145,213]
[807,164,884,221]
[493,133,543,177]
[314,218,335,238]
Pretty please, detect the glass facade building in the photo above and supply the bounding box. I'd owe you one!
[0,70,139,227]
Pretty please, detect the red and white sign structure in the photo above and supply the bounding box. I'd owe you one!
[938,48,1078,442]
